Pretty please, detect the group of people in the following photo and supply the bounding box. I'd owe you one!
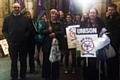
[2,2,120,80]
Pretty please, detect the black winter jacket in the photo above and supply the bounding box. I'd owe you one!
[106,12,120,51]
[2,13,30,45]
[41,21,64,53]
[28,18,37,42]
[81,17,105,35]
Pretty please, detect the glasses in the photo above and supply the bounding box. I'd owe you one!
[13,7,20,9]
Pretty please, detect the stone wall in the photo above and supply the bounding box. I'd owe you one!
[82,0,107,22]
[0,0,14,36]
[0,0,3,36]
[114,0,120,13]
[24,0,34,18]
[93,0,107,22]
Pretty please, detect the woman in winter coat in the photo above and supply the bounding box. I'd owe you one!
[24,10,37,74]
[63,14,77,74]
[40,9,63,80]
[81,8,106,80]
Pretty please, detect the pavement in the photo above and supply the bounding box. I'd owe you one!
[0,52,120,80]
[0,54,84,80]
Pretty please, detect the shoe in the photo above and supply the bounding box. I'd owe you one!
[64,70,68,74]
[30,71,37,74]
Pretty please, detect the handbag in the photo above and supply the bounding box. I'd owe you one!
[104,44,116,58]
[49,38,61,63]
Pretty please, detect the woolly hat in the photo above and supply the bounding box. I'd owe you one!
[50,9,58,14]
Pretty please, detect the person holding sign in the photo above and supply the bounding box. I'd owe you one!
[63,14,77,74]
[81,8,106,80]
[2,3,30,80]
[40,9,63,80]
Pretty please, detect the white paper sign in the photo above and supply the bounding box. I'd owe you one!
[0,39,9,55]
[66,25,80,49]
[93,34,110,50]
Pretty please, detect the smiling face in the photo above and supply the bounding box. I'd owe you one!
[89,9,97,20]
[50,12,58,20]
[50,9,58,21]
[12,3,21,14]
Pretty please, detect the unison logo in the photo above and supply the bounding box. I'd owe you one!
[76,28,97,34]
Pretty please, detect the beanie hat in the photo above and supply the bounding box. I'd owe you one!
[50,9,58,14]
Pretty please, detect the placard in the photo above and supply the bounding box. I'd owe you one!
[66,25,80,49]
[76,27,98,57]
[0,39,9,55]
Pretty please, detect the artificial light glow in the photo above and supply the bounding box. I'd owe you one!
[75,0,95,5]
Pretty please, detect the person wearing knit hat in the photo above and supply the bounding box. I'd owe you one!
[50,9,58,14]
[41,8,63,80]
[49,9,58,21]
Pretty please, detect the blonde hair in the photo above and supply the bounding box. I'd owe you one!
[59,11,64,15]
[24,10,31,18]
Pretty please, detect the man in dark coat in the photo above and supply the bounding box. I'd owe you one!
[2,3,30,80]
[106,3,120,80]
